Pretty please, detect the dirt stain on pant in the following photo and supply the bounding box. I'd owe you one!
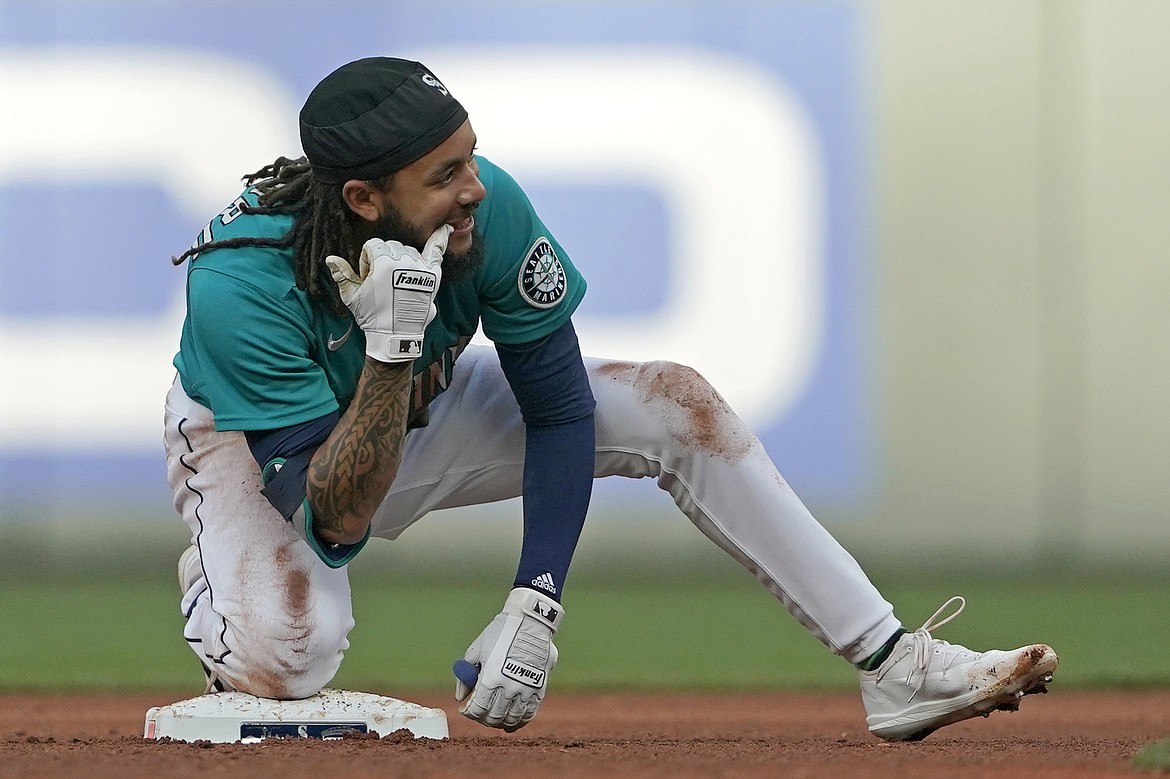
[233,541,316,699]
[595,360,754,462]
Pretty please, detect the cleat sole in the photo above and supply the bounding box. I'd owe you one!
[868,645,1059,742]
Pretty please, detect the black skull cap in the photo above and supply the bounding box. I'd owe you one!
[299,57,468,183]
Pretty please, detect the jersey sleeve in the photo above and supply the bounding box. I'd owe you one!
[180,268,340,431]
[475,159,587,345]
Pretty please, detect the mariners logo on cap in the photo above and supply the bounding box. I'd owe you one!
[518,237,567,309]
[420,72,449,96]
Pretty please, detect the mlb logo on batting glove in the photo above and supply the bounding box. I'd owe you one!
[453,587,564,732]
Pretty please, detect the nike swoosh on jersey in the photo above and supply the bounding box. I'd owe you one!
[327,322,354,351]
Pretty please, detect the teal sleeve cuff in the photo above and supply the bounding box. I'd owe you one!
[262,457,370,569]
[291,497,370,569]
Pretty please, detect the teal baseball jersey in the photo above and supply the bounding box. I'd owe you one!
[174,156,587,432]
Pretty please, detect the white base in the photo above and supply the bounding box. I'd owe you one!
[144,688,449,743]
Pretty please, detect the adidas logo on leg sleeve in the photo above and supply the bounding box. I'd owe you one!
[530,572,557,595]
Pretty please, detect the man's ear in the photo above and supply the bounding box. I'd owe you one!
[341,179,382,223]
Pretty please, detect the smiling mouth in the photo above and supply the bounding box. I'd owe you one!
[449,215,474,234]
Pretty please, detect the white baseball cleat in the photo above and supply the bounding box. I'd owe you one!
[859,596,1058,742]
[177,544,229,694]
[177,543,202,594]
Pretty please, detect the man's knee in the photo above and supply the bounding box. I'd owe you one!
[598,360,720,410]
[225,594,354,700]
[595,359,755,461]
[225,612,348,697]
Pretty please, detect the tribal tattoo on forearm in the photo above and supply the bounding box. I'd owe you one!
[307,359,414,543]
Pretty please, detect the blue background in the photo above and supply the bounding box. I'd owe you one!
[0,1,870,516]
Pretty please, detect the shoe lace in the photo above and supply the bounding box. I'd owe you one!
[204,669,221,695]
[875,595,969,702]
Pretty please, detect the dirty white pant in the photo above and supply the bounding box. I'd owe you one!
[164,346,899,698]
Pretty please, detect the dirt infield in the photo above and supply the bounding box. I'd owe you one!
[2,690,1167,778]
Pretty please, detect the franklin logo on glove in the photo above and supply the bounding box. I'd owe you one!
[502,659,546,687]
[323,227,449,363]
[393,269,437,291]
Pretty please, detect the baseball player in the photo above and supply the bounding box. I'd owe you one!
[165,56,1057,741]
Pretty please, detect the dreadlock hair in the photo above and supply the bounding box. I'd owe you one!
[171,156,390,317]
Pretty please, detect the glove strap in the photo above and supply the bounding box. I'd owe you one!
[502,586,564,632]
[364,333,424,363]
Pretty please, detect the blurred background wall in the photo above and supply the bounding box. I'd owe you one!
[1,0,1167,580]
[858,0,1170,574]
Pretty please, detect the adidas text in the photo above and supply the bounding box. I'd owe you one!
[531,572,557,594]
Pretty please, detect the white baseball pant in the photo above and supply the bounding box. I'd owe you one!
[164,345,900,699]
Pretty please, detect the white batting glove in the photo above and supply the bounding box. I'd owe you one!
[324,224,451,362]
[453,587,564,732]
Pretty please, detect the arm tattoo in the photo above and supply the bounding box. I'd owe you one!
[307,359,413,543]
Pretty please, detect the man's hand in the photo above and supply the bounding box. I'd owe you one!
[453,587,564,732]
[325,225,451,362]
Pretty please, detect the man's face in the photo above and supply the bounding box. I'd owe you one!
[369,119,487,281]
[367,200,484,285]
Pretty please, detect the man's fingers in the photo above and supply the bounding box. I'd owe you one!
[422,224,454,266]
[500,695,530,731]
[485,688,515,727]
[460,685,499,722]
[324,255,359,285]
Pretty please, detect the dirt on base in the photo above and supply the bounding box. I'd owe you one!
[2,690,1167,779]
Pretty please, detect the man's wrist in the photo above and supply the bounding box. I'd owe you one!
[502,586,564,632]
[363,331,425,362]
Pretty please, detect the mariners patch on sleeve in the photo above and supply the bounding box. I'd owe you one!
[517,237,568,309]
